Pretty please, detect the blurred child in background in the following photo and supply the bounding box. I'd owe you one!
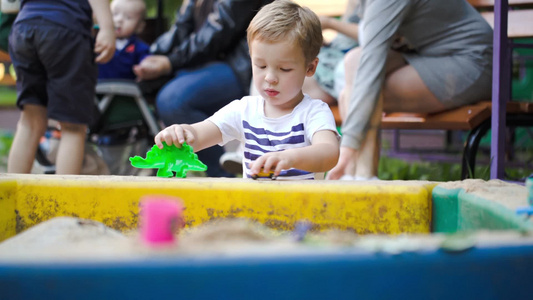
[98,0,149,80]
[8,0,115,174]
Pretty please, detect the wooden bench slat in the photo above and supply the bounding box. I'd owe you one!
[0,51,10,62]
[505,101,533,113]
[382,102,492,130]
[520,102,533,112]
[330,100,533,131]
[329,105,342,126]
[468,0,533,8]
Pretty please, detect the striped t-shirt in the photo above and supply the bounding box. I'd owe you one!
[208,95,339,180]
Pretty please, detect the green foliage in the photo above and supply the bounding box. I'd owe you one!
[378,154,531,181]
[379,131,532,181]
[0,86,17,106]
[0,130,13,171]
[130,142,207,178]
[378,156,461,181]
[378,156,464,181]
[145,0,183,27]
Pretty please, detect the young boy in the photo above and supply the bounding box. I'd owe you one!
[98,0,149,80]
[154,0,340,180]
[7,0,115,174]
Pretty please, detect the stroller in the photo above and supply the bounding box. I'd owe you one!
[36,80,162,175]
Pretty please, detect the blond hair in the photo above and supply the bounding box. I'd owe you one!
[247,0,323,64]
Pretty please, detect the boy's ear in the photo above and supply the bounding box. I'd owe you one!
[136,20,146,35]
[306,57,319,77]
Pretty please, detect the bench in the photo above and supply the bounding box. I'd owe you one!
[0,50,9,62]
[331,0,533,179]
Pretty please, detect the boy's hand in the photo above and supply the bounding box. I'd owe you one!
[133,55,172,81]
[94,28,115,63]
[154,125,195,149]
[249,152,293,179]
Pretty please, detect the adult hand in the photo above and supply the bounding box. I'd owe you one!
[326,146,357,180]
[94,28,115,63]
[133,55,172,81]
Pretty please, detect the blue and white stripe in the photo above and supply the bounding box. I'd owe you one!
[242,120,314,180]
[207,95,339,180]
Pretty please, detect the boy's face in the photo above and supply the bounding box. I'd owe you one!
[250,39,318,113]
[111,0,145,39]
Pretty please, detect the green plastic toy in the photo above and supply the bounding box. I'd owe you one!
[129,142,207,178]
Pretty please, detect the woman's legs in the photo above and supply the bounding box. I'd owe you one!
[382,55,446,113]
[353,50,405,179]
[339,48,444,115]
[331,48,365,179]
[335,47,445,179]
[156,62,246,177]
[353,96,382,179]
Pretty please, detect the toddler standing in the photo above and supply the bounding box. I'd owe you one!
[7,0,115,174]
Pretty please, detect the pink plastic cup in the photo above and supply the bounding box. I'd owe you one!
[139,196,184,245]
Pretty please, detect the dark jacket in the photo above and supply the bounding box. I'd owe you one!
[151,0,273,93]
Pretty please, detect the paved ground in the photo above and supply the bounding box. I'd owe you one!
[0,107,18,132]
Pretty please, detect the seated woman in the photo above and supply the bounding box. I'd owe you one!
[327,0,493,180]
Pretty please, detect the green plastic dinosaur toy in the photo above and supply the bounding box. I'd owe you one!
[129,142,207,178]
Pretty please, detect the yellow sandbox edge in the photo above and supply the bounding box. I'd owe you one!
[0,174,436,241]
[0,179,17,242]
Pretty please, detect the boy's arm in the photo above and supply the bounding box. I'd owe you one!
[89,0,115,63]
[155,120,223,153]
[182,120,224,152]
[249,130,340,177]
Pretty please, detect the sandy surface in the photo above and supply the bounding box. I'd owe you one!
[0,178,531,263]
[1,216,533,263]
[438,179,528,211]
[0,217,363,262]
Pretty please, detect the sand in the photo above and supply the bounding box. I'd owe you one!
[438,179,528,211]
[1,214,533,263]
[0,179,531,263]
[0,217,365,263]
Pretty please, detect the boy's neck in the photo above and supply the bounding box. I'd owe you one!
[263,93,304,118]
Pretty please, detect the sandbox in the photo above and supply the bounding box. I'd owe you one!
[0,174,532,299]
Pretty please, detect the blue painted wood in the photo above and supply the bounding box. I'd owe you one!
[1,245,532,300]
[491,0,509,179]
